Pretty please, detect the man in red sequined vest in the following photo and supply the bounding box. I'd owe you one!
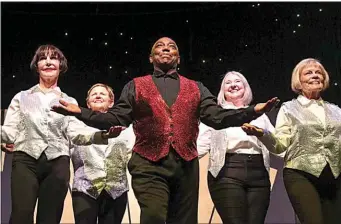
[53,37,279,224]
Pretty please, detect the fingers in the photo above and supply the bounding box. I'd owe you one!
[6,144,14,149]
[59,99,69,106]
[50,105,69,115]
[270,97,278,102]
[109,127,119,132]
[266,97,276,104]
[241,126,253,135]
[242,123,254,129]
[241,126,248,131]
[109,126,126,132]
[241,123,261,134]
[1,143,14,153]
[268,97,280,106]
[263,97,280,113]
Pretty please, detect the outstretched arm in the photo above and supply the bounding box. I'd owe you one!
[52,81,135,130]
[198,82,279,130]
[65,116,127,146]
[242,106,292,154]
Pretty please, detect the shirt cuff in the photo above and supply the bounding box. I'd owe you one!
[246,105,261,120]
[91,131,108,145]
[258,129,274,146]
[263,128,271,136]
[78,107,90,120]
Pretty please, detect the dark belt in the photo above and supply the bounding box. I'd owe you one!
[225,153,264,162]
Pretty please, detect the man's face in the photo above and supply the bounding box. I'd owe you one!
[149,37,180,70]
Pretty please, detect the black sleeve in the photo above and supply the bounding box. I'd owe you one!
[77,81,135,130]
[198,81,260,130]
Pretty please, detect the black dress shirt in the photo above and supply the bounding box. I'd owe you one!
[78,70,259,130]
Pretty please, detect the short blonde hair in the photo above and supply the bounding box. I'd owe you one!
[291,58,330,94]
[217,71,253,107]
[86,83,115,103]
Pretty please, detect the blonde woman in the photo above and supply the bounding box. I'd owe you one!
[242,58,341,224]
[198,71,278,224]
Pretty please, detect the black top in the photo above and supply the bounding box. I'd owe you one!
[78,69,259,130]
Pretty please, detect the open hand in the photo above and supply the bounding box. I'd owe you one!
[254,97,280,114]
[102,126,126,139]
[241,123,265,137]
[1,143,14,153]
[51,99,81,116]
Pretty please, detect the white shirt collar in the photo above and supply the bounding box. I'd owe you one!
[297,94,324,106]
[222,102,248,110]
[30,84,62,96]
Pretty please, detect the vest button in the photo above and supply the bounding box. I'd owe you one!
[170,132,174,136]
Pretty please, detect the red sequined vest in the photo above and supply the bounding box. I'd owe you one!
[133,75,201,162]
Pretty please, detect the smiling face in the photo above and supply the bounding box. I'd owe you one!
[223,73,246,102]
[30,45,68,87]
[149,37,180,71]
[37,52,61,81]
[299,63,325,96]
[291,58,330,98]
[86,85,114,112]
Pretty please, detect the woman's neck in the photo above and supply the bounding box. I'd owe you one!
[302,91,321,100]
[230,99,245,108]
[39,77,58,90]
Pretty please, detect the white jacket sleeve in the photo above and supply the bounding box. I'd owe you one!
[259,105,293,154]
[197,122,213,159]
[1,92,21,144]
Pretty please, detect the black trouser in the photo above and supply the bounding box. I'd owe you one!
[283,164,341,224]
[127,148,199,224]
[72,191,128,224]
[10,151,70,224]
[208,153,270,224]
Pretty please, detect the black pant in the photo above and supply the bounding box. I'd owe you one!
[127,148,199,224]
[72,191,128,224]
[10,151,70,224]
[283,164,341,224]
[208,153,270,224]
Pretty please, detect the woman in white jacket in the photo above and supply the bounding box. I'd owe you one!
[197,71,279,224]
[70,83,135,224]
[1,45,111,224]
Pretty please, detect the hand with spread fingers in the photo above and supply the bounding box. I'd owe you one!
[1,143,14,153]
[51,99,81,115]
[241,123,266,137]
[101,126,127,139]
[254,97,280,114]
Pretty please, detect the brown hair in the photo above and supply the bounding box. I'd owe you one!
[30,44,68,74]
